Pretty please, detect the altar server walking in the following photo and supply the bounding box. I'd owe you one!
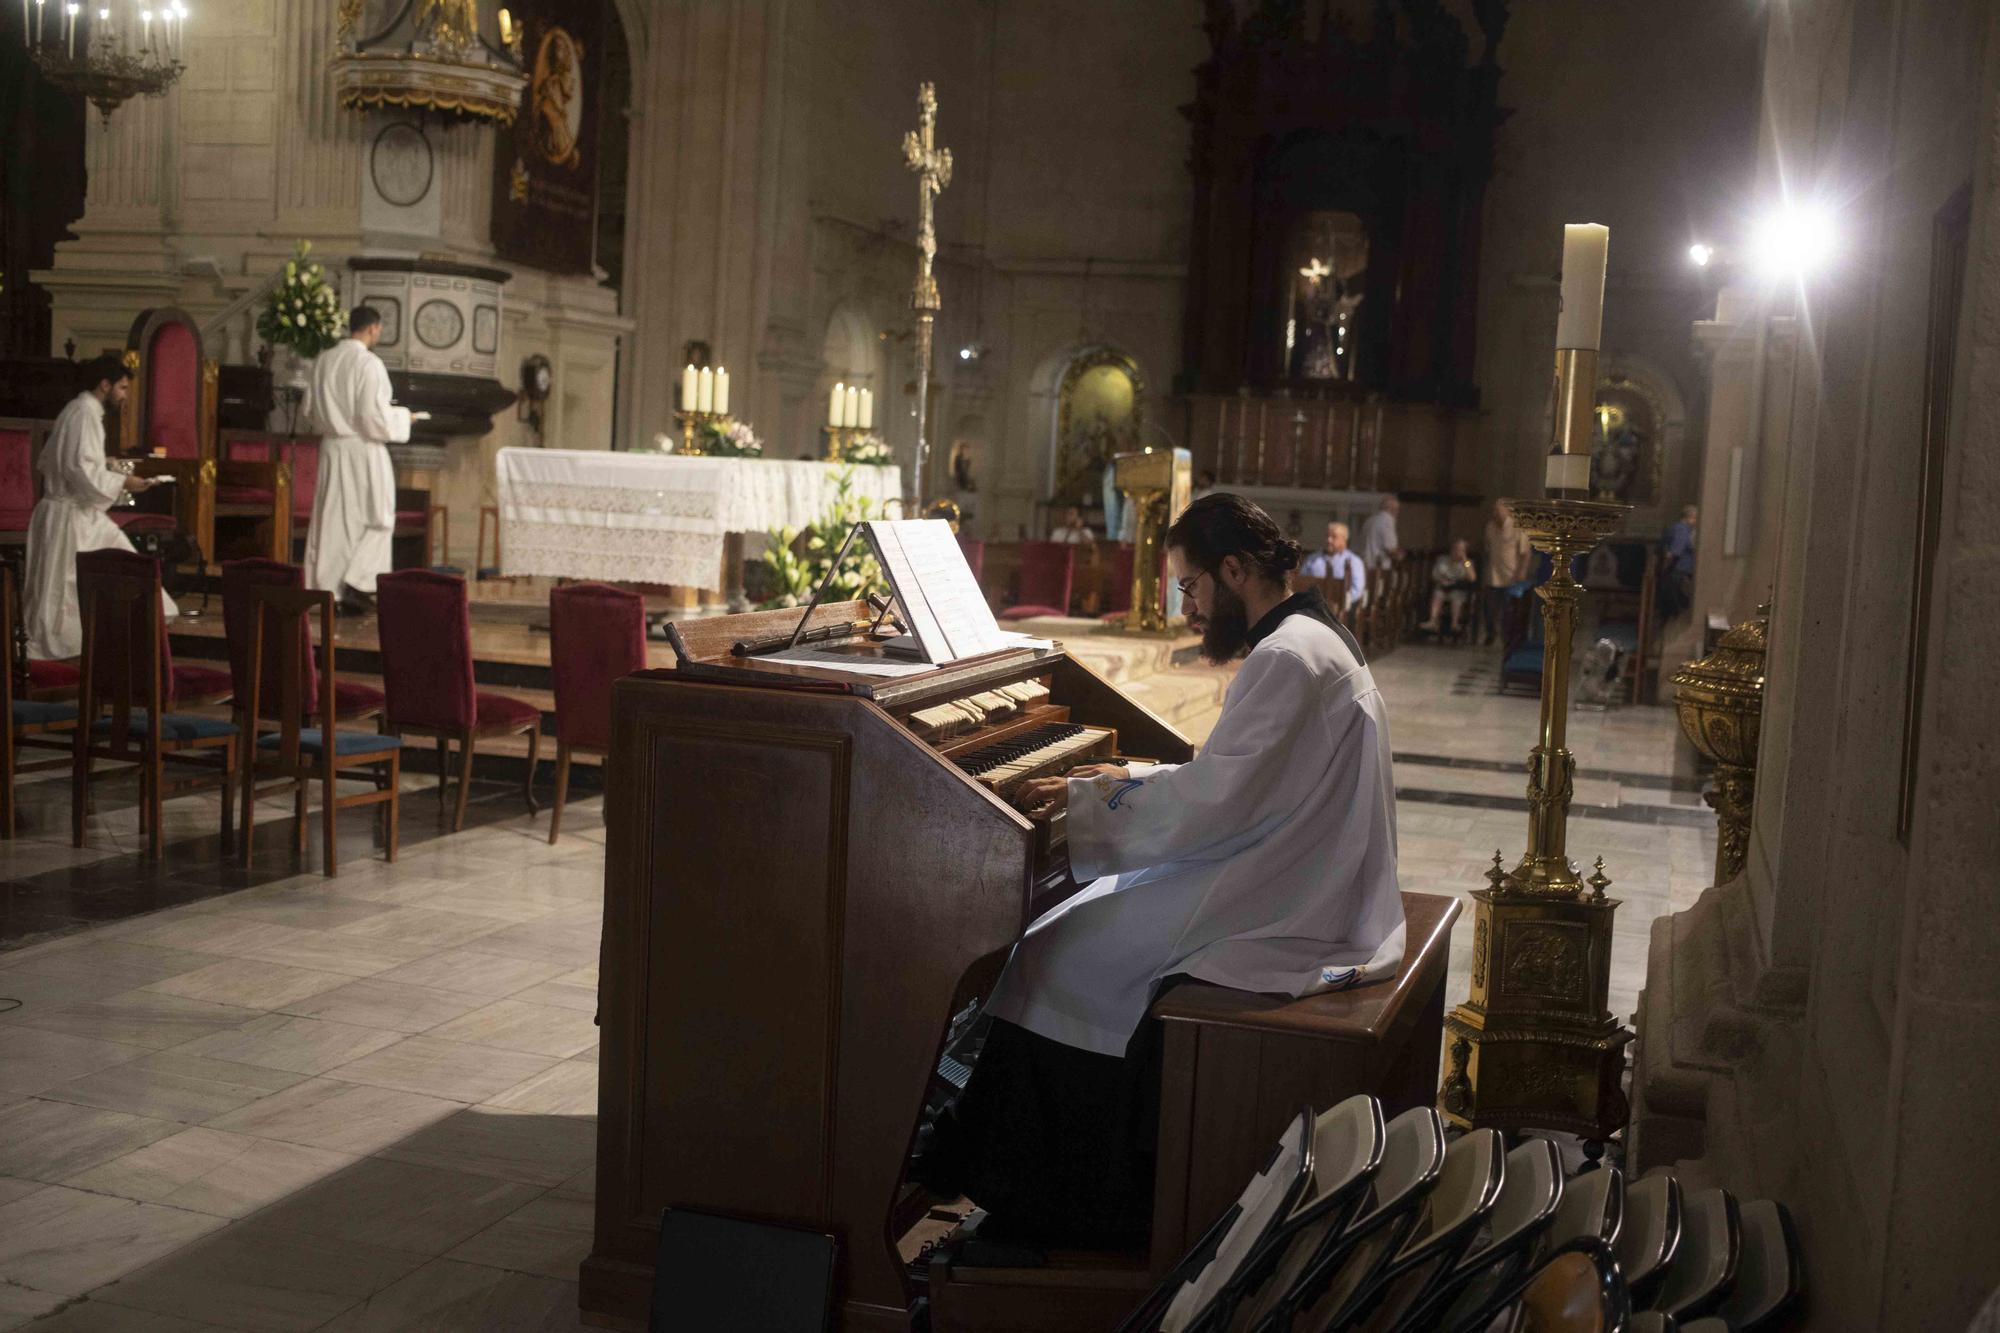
[304,306,411,611]
[24,356,175,660]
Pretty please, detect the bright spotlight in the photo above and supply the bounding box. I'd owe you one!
[1688,243,1715,267]
[959,347,973,360]
[1751,205,1838,279]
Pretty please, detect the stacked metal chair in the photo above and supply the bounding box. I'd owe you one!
[1119,1094,1803,1332]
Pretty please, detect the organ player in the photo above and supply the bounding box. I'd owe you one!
[918,493,1407,1243]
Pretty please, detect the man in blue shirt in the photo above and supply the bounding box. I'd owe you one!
[1299,520,1367,611]
[1660,504,1697,617]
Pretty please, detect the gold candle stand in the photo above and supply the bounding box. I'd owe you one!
[822,424,868,461]
[1111,448,1191,635]
[1439,495,1634,1146]
[675,409,727,455]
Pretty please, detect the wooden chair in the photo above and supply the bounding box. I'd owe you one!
[1001,540,1076,619]
[71,548,238,857]
[3,564,81,837]
[237,581,401,875]
[221,558,385,727]
[375,568,540,832]
[547,581,647,844]
[0,416,50,548]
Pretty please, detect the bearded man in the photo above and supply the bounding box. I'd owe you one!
[917,492,1406,1244]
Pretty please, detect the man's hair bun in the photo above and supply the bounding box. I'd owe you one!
[1274,537,1304,573]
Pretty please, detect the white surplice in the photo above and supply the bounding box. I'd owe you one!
[984,600,1406,1056]
[23,391,178,661]
[303,337,411,597]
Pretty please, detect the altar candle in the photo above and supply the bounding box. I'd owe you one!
[141,9,152,53]
[842,385,859,428]
[36,0,45,45]
[696,366,714,413]
[65,2,76,57]
[827,382,844,427]
[714,367,728,415]
[681,363,697,411]
[858,388,873,429]
[1555,223,1609,351]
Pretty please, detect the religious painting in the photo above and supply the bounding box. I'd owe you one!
[1282,211,1369,382]
[490,0,604,275]
[1052,349,1142,507]
[1589,375,1665,505]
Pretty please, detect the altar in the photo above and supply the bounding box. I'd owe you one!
[494,448,902,599]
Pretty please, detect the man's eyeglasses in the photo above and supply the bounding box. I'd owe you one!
[1176,571,1210,599]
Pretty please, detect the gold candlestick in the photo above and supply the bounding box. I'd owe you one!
[676,409,727,455]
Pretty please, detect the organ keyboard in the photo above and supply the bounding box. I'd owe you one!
[584,601,1194,1331]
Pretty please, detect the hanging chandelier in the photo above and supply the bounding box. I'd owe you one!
[20,0,189,123]
[331,0,526,128]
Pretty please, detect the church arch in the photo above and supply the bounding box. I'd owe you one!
[819,301,885,440]
[1028,343,1147,506]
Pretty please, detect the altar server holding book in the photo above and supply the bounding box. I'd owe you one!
[303,305,412,611]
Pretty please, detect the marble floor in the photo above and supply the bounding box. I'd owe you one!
[0,638,1713,1330]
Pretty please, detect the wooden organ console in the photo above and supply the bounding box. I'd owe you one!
[582,601,1195,1330]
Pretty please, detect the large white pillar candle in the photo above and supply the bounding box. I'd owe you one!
[1555,223,1609,350]
[681,364,698,412]
[828,382,844,427]
[697,367,714,413]
[842,386,860,428]
[714,367,729,415]
[859,388,873,429]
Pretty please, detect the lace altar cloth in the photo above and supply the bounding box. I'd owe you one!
[496,449,903,590]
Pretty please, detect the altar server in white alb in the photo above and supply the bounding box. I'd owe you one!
[304,306,411,611]
[919,493,1405,1243]
[23,356,176,660]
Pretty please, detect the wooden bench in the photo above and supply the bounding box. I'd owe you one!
[928,890,1460,1333]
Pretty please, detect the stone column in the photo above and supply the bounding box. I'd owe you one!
[274,0,363,231]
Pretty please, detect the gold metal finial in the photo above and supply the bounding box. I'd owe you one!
[1486,851,1509,893]
[1587,857,1611,901]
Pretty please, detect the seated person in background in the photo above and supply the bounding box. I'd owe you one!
[916,493,1406,1245]
[1658,504,1698,618]
[1049,504,1095,544]
[1192,468,1218,503]
[1422,539,1479,634]
[1298,520,1367,611]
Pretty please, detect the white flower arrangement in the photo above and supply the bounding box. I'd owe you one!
[829,431,893,466]
[697,418,764,458]
[256,240,345,359]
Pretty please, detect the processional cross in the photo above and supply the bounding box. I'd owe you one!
[902,82,952,507]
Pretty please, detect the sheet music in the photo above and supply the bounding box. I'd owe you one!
[761,647,938,677]
[865,519,1008,664]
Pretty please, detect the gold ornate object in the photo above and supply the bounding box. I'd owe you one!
[332,0,526,127]
[1440,495,1633,1145]
[901,83,952,509]
[30,44,185,124]
[1672,607,1769,884]
[1112,448,1191,634]
[674,410,727,456]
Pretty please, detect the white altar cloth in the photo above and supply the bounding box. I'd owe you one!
[495,448,902,590]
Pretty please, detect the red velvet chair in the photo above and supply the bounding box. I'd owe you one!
[546,582,647,844]
[221,558,386,726]
[956,533,985,583]
[1099,541,1136,619]
[375,568,541,833]
[71,549,237,857]
[237,581,401,876]
[1000,540,1075,620]
[0,418,47,546]
[4,564,79,838]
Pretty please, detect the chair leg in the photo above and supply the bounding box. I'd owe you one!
[72,731,89,849]
[294,774,308,858]
[1,738,12,840]
[436,737,448,812]
[219,738,236,849]
[522,719,541,816]
[454,730,476,833]
[385,751,401,862]
[147,748,164,860]
[548,741,570,846]
[241,745,257,861]
[321,751,339,878]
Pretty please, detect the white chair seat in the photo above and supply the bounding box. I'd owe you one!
[1649,1186,1740,1320]
[1714,1198,1802,1331]
[1617,1173,1683,1298]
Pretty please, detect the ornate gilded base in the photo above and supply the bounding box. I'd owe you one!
[1439,885,1632,1140]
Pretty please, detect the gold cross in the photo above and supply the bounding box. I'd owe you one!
[902,82,952,312]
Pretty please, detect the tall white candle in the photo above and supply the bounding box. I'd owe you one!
[827,382,844,427]
[696,367,714,413]
[714,367,728,415]
[65,2,76,56]
[858,388,873,429]
[36,0,45,44]
[680,364,697,411]
[1555,223,1609,351]
[842,386,859,429]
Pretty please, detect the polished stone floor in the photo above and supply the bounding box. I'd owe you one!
[0,638,1712,1330]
